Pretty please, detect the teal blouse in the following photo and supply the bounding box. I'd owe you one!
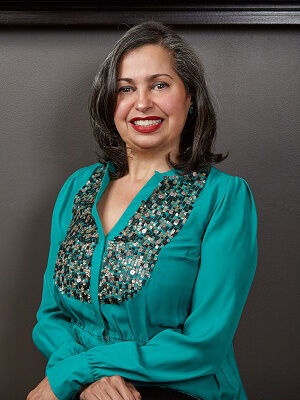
[32,161,258,400]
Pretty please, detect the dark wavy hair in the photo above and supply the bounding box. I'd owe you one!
[88,20,228,179]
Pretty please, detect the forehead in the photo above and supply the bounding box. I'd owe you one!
[118,44,175,75]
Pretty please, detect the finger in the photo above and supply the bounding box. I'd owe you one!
[99,380,123,400]
[80,390,104,400]
[81,383,116,400]
[100,376,132,400]
[105,385,125,400]
[104,377,134,400]
[125,383,142,399]
[26,391,34,400]
[127,385,142,400]
[27,387,40,400]
[116,383,136,400]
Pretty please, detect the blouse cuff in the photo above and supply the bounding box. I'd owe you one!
[46,351,93,400]
[46,342,87,374]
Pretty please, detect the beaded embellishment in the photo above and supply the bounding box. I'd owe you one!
[53,167,104,303]
[53,164,211,305]
[99,166,211,304]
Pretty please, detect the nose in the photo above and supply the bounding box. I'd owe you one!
[134,89,153,113]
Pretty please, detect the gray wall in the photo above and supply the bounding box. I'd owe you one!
[1,27,299,399]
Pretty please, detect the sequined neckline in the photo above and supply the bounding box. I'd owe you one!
[53,162,211,304]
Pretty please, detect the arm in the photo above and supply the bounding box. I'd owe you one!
[31,170,85,365]
[46,176,258,400]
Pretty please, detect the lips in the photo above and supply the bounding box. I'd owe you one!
[129,116,164,123]
[129,118,164,133]
[128,116,164,133]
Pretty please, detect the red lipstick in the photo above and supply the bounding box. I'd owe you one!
[129,116,164,133]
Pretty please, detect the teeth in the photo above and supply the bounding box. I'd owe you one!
[133,119,163,126]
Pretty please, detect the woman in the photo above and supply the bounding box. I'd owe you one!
[28,21,258,400]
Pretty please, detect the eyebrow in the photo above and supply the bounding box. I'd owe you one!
[117,74,173,83]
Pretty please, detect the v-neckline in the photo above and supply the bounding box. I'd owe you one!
[92,161,179,241]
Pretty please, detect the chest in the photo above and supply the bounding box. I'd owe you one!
[53,164,212,305]
[96,178,147,237]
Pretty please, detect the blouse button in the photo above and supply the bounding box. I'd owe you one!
[103,333,109,341]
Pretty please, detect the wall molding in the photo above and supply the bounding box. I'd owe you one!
[0,1,300,26]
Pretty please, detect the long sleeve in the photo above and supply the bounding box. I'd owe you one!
[46,175,258,400]
[32,170,81,364]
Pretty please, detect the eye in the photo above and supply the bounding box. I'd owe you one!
[118,86,134,93]
[153,82,169,90]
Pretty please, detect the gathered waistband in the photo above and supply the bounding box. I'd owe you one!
[72,321,148,347]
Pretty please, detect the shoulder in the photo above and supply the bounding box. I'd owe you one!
[206,165,253,193]
[72,162,106,188]
[201,165,232,201]
[51,162,106,224]
[200,165,255,213]
[54,162,105,205]
[61,162,105,191]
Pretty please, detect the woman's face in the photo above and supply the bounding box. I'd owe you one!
[114,44,192,159]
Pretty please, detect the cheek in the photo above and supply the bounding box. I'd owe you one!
[163,94,189,117]
[114,99,131,121]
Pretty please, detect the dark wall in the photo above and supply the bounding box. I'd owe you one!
[1,26,299,399]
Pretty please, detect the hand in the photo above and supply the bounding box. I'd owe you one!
[27,376,58,400]
[79,375,142,400]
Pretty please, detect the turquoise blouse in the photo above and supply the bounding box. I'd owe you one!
[32,161,258,400]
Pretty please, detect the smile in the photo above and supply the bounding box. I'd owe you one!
[132,119,163,126]
[130,119,164,133]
